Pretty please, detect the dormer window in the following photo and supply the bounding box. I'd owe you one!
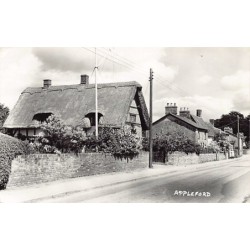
[85,112,103,126]
[32,113,53,123]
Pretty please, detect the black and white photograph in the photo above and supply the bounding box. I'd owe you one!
[1,1,250,250]
[0,47,249,203]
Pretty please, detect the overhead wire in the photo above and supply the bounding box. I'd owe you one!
[80,47,218,117]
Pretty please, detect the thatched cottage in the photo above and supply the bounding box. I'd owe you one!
[4,75,149,138]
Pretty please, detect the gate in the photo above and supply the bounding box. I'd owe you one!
[153,150,166,163]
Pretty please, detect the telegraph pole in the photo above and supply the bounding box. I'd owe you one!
[95,47,98,139]
[149,68,153,169]
[249,118,250,148]
[237,115,240,156]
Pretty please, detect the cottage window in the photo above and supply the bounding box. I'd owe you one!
[32,113,53,123]
[85,112,103,126]
[130,114,136,123]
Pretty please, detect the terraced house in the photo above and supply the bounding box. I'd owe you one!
[152,103,209,147]
[3,75,149,139]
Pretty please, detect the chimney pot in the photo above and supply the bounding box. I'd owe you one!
[43,79,51,88]
[196,109,202,117]
[81,74,89,85]
[165,102,177,115]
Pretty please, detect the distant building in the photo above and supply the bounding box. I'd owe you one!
[152,103,209,147]
[223,127,244,156]
[4,75,149,139]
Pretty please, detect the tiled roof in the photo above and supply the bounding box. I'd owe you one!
[153,113,208,131]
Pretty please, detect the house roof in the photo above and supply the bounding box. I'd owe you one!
[4,81,149,130]
[153,113,208,131]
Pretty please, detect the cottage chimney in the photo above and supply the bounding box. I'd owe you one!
[196,109,202,117]
[43,79,51,89]
[81,74,89,85]
[209,119,215,126]
[165,102,177,115]
[179,107,191,119]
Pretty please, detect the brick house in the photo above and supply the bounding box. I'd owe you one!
[4,75,149,139]
[152,103,209,147]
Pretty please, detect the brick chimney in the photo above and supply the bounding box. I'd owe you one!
[179,107,191,119]
[80,74,89,85]
[196,109,202,117]
[209,119,215,126]
[43,79,51,89]
[165,102,177,115]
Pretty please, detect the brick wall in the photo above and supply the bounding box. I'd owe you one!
[7,151,149,188]
[161,152,227,166]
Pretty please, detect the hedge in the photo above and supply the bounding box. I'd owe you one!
[0,133,27,190]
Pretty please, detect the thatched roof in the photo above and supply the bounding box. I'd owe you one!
[4,81,149,130]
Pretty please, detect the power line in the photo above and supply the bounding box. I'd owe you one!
[80,47,219,117]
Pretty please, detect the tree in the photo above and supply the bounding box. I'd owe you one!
[214,111,250,146]
[0,103,9,133]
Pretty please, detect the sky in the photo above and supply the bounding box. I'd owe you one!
[0,47,249,122]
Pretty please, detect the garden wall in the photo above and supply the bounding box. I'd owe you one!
[7,151,149,188]
[166,152,228,166]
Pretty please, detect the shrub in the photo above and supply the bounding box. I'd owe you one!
[0,133,27,190]
[40,115,87,154]
[82,127,140,161]
[143,132,200,155]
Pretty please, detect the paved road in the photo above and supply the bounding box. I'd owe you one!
[41,153,250,203]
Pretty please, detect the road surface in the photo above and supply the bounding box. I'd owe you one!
[40,153,250,203]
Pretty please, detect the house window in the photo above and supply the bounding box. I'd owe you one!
[32,113,53,123]
[130,114,136,123]
[85,112,103,126]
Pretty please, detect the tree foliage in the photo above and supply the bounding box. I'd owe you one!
[214,111,250,145]
[0,103,9,133]
[37,115,87,153]
[29,115,140,160]
[0,133,27,190]
[143,132,202,155]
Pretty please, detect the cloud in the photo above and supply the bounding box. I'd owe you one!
[152,95,233,122]
[232,89,250,112]
[0,48,42,108]
[160,48,250,98]
[221,70,250,91]
[198,75,212,85]
[32,48,94,72]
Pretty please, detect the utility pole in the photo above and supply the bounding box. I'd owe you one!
[249,118,250,148]
[95,47,98,139]
[149,68,153,169]
[237,115,240,156]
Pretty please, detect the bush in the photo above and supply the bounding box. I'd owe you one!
[143,132,200,155]
[40,115,87,154]
[35,115,140,160]
[0,133,27,190]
